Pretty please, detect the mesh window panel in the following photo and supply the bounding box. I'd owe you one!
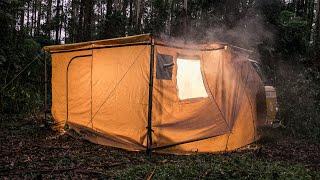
[176,58,208,100]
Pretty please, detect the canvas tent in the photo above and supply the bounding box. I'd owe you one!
[44,34,266,154]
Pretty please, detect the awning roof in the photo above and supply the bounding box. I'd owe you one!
[43,34,228,53]
[43,34,152,53]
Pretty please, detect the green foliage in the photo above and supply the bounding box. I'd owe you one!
[0,36,44,114]
[277,10,309,56]
[275,62,320,141]
[98,11,127,39]
[257,0,283,25]
[144,0,170,35]
[20,39,41,57]
[258,3,319,141]
[0,0,49,114]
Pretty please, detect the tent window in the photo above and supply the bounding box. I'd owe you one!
[156,54,174,80]
[177,58,208,100]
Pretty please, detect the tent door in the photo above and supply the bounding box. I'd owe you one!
[67,55,93,128]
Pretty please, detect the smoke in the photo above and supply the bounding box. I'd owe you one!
[205,9,275,51]
[158,0,276,61]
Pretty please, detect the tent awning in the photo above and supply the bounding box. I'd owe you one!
[43,34,152,53]
[43,34,228,54]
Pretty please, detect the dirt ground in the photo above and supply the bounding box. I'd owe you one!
[0,116,319,179]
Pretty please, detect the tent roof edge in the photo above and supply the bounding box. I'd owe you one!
[43,33,235,53]
[43,34,152,53]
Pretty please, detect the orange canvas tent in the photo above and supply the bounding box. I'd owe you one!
[44,34,266,154]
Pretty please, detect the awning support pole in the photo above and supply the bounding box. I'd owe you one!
[146,36,155,157]
[44,52,48,125]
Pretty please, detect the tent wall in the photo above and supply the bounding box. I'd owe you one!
[90,45,150,150]
[51,45,150,150]
[47,35,266,154]
[152,46,265,153]
[152,46,230,149]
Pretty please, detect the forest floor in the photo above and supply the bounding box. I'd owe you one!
[0,116,319,179]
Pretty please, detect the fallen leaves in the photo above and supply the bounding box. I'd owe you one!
[0,117,319,179]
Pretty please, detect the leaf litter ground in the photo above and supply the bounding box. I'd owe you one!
[0,116,319,179]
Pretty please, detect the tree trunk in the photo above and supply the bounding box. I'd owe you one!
[307,0,315,43]
[97,0,102,24]
[84,0,94,41]
[316,0,320,52]
[122,0,128,16]
[36,0,42,36]
[114,0,120,11]
[63,0,67,43]
[59,0,64,42]
[122,0,128,34]
[129,0,133,28]
[46,0,52,38]
[292,0,297,15]
[303,0,308,18]
[106,0,113,17]
[77,0,85,42]
[135,0,141,28]
[168,0,174,36]
[20,2,25,32]
[70,0,77,42]
[55,0,61,44]
[31,0,35,36]
[27,1,30,32]
[100,0,104,20]
[183,0,188,38]
[136,0,144,32]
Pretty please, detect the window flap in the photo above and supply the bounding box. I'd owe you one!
[156,54,173,80]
